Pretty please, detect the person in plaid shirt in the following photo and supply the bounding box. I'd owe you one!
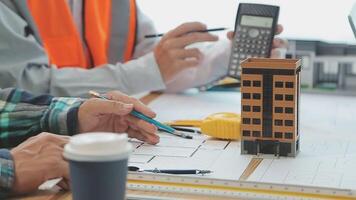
[0,88,159,198]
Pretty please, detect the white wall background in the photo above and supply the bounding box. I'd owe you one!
[137,0,356,44]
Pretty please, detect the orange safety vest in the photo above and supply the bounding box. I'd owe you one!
[27,0,137,69]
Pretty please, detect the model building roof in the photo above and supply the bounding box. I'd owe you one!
[241,58,301,70]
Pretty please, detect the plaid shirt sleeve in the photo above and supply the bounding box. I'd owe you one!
[0,88,84,149]
[0,149,14,198]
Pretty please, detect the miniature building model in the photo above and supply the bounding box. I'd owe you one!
[240,58,301,157]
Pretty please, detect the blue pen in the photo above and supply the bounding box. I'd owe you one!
[89,91,192,139]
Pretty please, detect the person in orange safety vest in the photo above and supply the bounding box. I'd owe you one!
[0,0,287,97]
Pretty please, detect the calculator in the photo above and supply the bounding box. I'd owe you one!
[228,3,279,79]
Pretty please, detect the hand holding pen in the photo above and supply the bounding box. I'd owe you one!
[85,90,160,144]
[89,91,193,140]
[154,22,221,83]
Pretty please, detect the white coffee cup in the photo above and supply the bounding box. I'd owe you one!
[64,132,132,200]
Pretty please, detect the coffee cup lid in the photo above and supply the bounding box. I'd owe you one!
[63,132,132,162]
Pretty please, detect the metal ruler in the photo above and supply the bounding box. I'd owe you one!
[127,173,356,200]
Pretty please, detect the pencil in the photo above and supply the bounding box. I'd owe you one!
[145,27,227,38]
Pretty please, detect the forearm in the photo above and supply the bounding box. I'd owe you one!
[0,88,83,148]
[48,53,165,97]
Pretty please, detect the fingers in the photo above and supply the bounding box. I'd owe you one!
[127,127,159,145]
[35,132,70,147]
[84,98,134,116]
[163,22,208,39]
[58,179,70,190]
[106,91,156,118]
[226,31,234,40]
[272,38,288,48]
[126,116,159,144]
[126,116,157,134]
[275,24,283,35]
[169,48,202,60]
[60,162,70,181]
[154,22,220,83]
[270,48,286,58]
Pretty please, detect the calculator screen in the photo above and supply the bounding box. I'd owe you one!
[240,15,273,28]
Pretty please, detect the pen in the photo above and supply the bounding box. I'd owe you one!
[128,166,212,175]
[89,91,193,139]
[144,169,212,175]
[171,126,202,134]
[145,27,227,38]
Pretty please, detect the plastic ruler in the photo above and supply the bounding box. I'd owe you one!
[127,173,356,200]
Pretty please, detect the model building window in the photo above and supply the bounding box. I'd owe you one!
[274,132,283,138]
[253,93,261,100]
[285,94,293,101]
[285,107,293,113]
[242,105,251,112]
[253,80,261,87]
[274,107,283,113]
[252,106,261,112]
[285,132,293,139]
[242,130,251,137]
[285,82,294,88]
[242,93,251,99]
[285,120,293,126]
[252,131,260,137]
[275,81,283,88]
[252,118,261,125]
[243,80,251,87]
[242,118,251,124]
[274,119,283,126]
[275,94,283,100]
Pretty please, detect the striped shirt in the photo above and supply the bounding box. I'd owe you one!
[0,88,83,197]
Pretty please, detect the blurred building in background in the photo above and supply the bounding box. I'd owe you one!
[287,40,356,95]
